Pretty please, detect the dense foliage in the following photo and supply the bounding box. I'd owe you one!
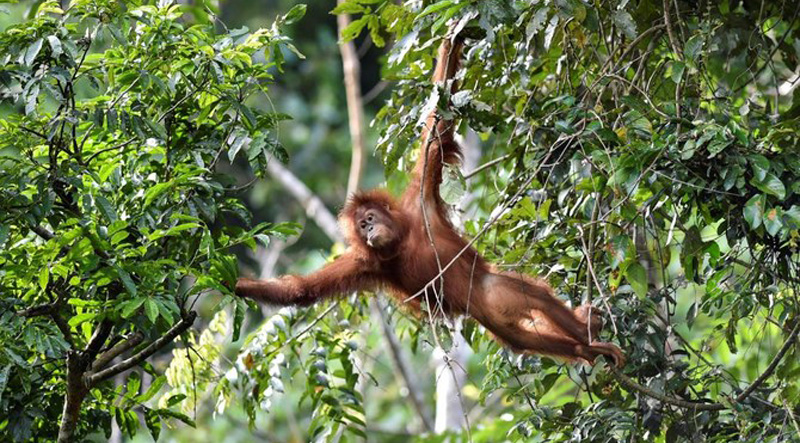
[368,0,800,441]
[0,1,302,440]
[2,0,800,442]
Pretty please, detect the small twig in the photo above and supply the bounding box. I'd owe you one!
[20,125,48,140]
[663,0,681,58]
[609,364,724,410]
[463,153,512,180]
[84,138,136,164]
[734,317,800,404]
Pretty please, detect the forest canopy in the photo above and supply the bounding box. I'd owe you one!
[1,0,800,442]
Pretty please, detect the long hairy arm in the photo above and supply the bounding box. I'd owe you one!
[235,252,375,306]
[403,32,465,208]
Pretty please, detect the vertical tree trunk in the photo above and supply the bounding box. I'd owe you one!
[57,351,89,443]
[336,4,365,197]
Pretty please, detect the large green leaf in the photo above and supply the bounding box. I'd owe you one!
[743,194,765,230]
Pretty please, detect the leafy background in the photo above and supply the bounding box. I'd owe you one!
[1,0,800,442]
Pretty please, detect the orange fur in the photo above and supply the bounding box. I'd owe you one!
[235,32,625,368]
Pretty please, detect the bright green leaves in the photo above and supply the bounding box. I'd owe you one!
[748,154,786,199]
[281,4,307,26]
[744,194,765,230]
[625,262,649,299]
[0,2,303,439]
[752,173,786,200]
[684,35,704,66]
[211,255,238,294]
[115,265,137,297]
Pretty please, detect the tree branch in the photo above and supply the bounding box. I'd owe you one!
[18,302,58,317]
[86,312,196,386]
[734,317,800,403]
[32,225,55,240]
[337,5,366,197]
[608,316,800,411]
[85,320,113,359]
[91,331,145,372]
[371,299,434,432]
[609,365,724,411]
[266,156,343,242]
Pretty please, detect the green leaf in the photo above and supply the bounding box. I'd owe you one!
[135,376,166,403]
[156,408,196,427]
[684,35,703,64]
[144,299,158,324]
[232,299,245,342]
[625,262,648,298]
[743,194,765,230]
[282,4,306,25]
[24,39,43,66]
[340,16,368,42]
[120,298,146,318]
[331,2,365,15]
[164,222,201,236]
[47,35,62,57]
[0,365,10,404]
[96,195,118,222]
[670,61,685,84]
[752,173,786,200]
[367,15,385,47]
[68,312,96,328]
[417,0,454,19]
[115,266,137,297]
[166,394,186,407]
[612,10,636,39]
[748,154,770,181]
[0,224,8,247]
[143,182,172,208]
[784,205,800,229]
[39,266,49,290]
[764,207,782,236]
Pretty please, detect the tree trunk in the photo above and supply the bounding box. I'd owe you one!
[57,351,89,443]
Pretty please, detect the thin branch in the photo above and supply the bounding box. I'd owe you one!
[32,225,55,240]
[51,313,75,347]
[734,317,800,403]
[86,312,196,385]
[663,0,681,58]
[91,331,145,372]
[84,138,136,165]
[463,153,512,180]
[371,299,434,432]
[20,125,48,140]
[363,80,390,105]
[609,365,725,411]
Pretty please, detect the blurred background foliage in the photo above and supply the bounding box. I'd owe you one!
[2,0,800,442]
